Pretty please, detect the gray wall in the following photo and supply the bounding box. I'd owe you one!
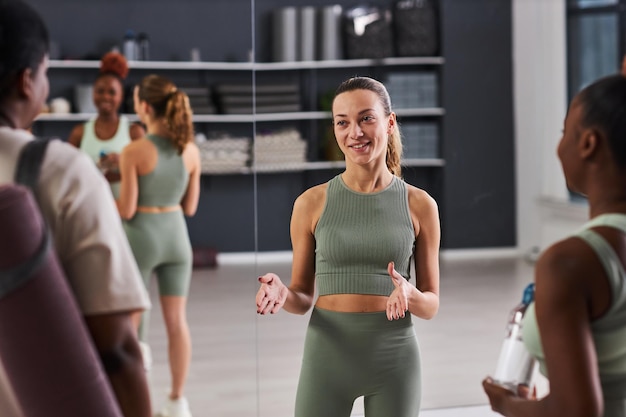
[29,0,515,252]
[440,0,515,248]
[29,0,253,62]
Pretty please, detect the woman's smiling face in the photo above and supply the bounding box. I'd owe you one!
[332,89,393,166]
[93,74,123,115]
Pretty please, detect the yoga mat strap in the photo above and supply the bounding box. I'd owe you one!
[15,138,52,193]
[0,229,51,299]
[0,137,55,297]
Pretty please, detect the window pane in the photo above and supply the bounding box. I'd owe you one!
[567,12,618,99]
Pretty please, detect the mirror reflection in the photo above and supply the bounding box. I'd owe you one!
[25,0,258,416]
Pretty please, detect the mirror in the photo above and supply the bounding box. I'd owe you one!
[28,0,258,414]
[24,0,553,415]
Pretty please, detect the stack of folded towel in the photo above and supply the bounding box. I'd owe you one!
[253,128,307,171]
[180,86,216,114]
[213,83,301,114]
[196,133,251,173]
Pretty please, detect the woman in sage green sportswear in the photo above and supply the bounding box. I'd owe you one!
[117,74,200,417]
[256,76,441,417]
[483,72,626,417]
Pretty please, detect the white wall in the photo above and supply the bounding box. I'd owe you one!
[513,0,588,256]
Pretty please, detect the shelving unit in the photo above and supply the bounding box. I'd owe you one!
[40,56,446,174]
[49,56,443,70]
[28,0,517,254]
[36,107,444,123]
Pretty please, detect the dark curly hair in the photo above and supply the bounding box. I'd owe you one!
[0,0,49,102]
[576,74,626,169]
[97,51,129,82]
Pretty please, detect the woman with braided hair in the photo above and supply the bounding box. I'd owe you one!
[68,51,145,198]
[117,74,200,417]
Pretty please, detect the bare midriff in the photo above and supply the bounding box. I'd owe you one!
[136,205,181,214]
[315,294,388,313]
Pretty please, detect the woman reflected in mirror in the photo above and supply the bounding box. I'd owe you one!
[117,74,201,417]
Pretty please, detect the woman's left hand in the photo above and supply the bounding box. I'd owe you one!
[387,261,409,320]
[101,153,121,181]
[482,376,537,415]
[102,152,120,168]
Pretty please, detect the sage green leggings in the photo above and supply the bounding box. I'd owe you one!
[295,307,421,417]
[123,210,192,340]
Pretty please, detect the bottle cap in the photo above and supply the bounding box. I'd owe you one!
[522,283,535,305]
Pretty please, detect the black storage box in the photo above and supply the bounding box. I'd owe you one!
[343,6,394,59]
[393,0,440,56]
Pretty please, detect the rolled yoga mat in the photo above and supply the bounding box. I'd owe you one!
[272,7,298,62]
[298,6,316,61]
[0,185,122,417]
[318,5,343,60]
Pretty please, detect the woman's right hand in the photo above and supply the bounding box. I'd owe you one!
[256,273,288,315]
[100,152,120,171]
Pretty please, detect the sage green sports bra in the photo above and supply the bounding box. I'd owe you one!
[314,175,416,296]
[136,134,188,207]
[522,213,626,403]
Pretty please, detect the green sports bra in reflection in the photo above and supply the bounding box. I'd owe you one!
[136,134,188,207]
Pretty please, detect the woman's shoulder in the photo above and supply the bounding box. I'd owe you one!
[183,140,200,155]
[541,236,598,265]
[299,182,328,202]
[67,123,85,147]
[121,135,154,156]
[129,122,145,140]
[292,182,329,228]
[126,135,152,146]
[182,141,200,169]
[405,182,438,213]
[43,140,108,191]
[69,122,85,135]
[536,236,602,288]
[294,182,328,212]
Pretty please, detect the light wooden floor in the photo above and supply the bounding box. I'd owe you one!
[145,255,539,417]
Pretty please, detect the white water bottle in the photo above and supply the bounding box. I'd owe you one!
[123,30,137,61]
[493,283,537,392]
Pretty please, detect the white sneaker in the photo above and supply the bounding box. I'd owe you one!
[139,341,152,372]
[155,396,192,417]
